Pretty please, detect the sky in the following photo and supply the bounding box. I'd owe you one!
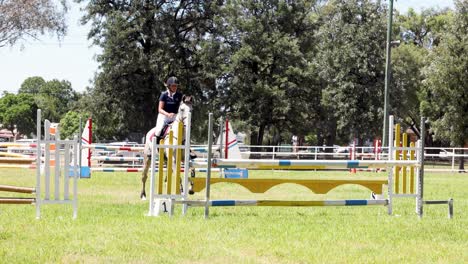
[0,0,455,94]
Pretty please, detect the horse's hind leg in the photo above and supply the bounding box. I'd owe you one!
[140,156,150,200]
[188,167,196,195]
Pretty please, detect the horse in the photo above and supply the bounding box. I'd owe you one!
[140,95,194,200]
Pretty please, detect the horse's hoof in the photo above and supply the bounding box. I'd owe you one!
[140,193,147,200]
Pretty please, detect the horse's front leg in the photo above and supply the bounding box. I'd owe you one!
[140,156,151,200]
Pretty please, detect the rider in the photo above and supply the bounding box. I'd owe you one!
[154,76,183,142]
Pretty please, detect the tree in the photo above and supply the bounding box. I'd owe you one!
[19,76,46,94]
[390,44,426,135]
[396,8,451,48]
[390,8,452,136]
[18,77,79,122]
[421,0,467,169]
[0,0,67,47]
[218,0,320,145]
[78,0,217,141]
[0,93,38,138]
[59,110,90,140]
[314,0,387,145]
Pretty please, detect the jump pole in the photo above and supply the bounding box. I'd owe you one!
[0,185,35,194]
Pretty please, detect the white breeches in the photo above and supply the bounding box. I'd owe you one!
[154,113,176,138]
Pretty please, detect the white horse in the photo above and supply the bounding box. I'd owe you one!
[140,95,194,200]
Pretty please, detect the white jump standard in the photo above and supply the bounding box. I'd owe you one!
[0,109,79,219]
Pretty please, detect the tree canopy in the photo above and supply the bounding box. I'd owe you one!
[0,93,38,138]
[0,0,67,47]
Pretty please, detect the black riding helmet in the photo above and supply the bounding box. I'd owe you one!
[166,76,179,86]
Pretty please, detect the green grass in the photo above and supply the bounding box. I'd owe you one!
[1,168,467,263]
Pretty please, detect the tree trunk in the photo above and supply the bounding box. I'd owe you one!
[257,124,265,146]
[325,119,337,153]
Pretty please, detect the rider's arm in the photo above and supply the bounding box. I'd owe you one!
[158,101,169,117]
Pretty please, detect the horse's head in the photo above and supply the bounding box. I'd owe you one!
[176,95,193,126]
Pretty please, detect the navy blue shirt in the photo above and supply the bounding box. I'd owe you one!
[159,91,183,113]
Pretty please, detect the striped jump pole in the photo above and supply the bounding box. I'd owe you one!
[91,156,144,162]
[90,167,218,173]
[191,159,419,170]
[83,145,144,152]
[177,199,389,207]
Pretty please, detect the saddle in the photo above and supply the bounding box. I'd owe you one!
[155,120,198,161]
[158,120,174,138]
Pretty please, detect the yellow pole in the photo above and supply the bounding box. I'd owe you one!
[175,122,183,195]
[402,133,408,194]
[394,123,401,194]
[158,139,165,195]
[167,130,174,194]
[410,141,415,194]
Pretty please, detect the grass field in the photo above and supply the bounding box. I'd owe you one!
[0,168,467,263]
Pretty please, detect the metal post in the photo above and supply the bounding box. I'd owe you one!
[387,115,394,215]
[382,0,394,148]
[205,113,214,219]
[417,117,426,218]
[219,118,224,159]
[182,112,192,215]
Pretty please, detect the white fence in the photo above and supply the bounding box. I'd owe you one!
[192,144,468,173]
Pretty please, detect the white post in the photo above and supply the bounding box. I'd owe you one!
[148,137,157,216]
[182,113,192,215]
[417,117,426,218]
[72,136,78,219]
[36,109,42,219]
[54,127,60,200]
[387,115,394,215]
[415,140,421,214]
[205,113,214,219]
[44,120,50,200]
[64,142,70,200]
[451,147,455,171]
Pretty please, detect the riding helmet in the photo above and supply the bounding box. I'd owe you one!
[166,76,179,86]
